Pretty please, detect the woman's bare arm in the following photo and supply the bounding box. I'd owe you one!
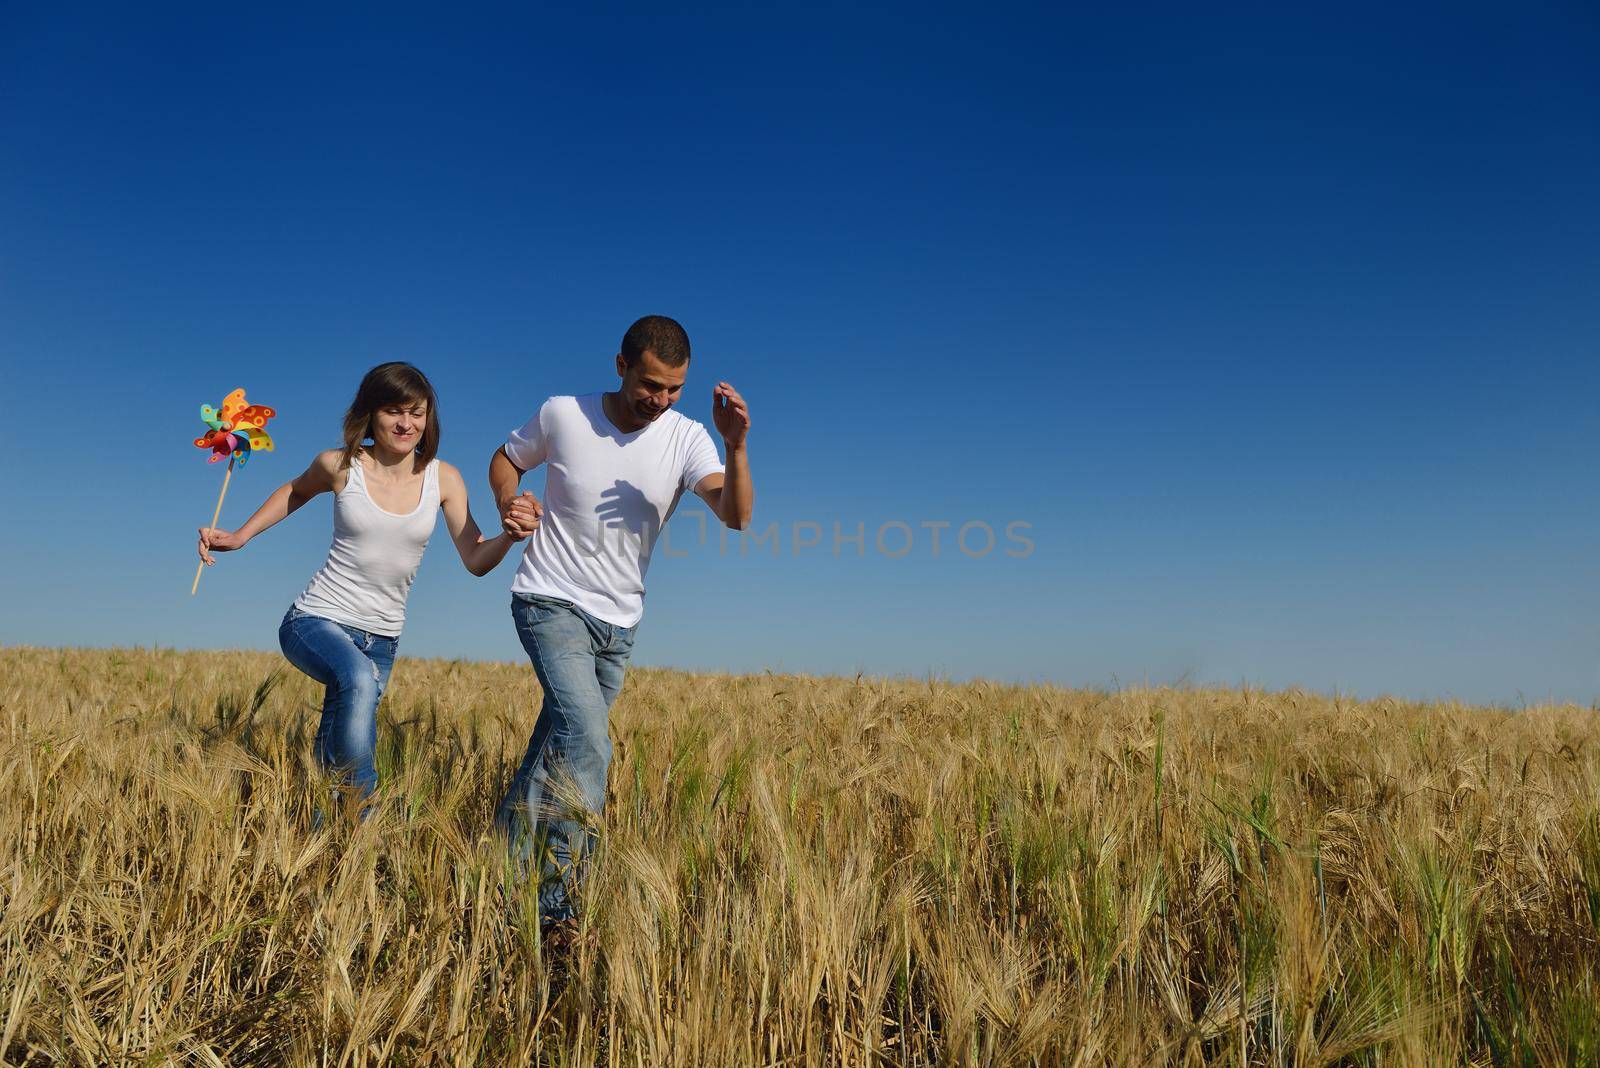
[197,450,341,565]
[439,461,520,577]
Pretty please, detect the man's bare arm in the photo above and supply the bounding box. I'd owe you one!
[490,446,543,537]
[695,381,753,530]
[695,448,752,530]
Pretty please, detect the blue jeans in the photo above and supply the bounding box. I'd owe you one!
[278,606,398,801]
[495,593,636,922]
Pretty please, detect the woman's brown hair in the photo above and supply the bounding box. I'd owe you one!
[340,362,440,473]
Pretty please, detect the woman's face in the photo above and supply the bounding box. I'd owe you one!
[371,399,428,456]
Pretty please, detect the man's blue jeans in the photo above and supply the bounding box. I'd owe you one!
[495,593,636,923]
[278,606,398,801]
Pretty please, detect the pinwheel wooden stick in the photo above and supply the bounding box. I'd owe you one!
[191,388,276,596]
[192,457,236,595]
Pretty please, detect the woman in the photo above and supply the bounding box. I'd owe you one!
[197,362,521,807]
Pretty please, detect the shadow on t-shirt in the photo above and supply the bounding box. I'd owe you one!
[595,479,663,547]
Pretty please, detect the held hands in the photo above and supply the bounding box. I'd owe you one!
[196,527,246,566]
[712,382,750,448]
[500,491,543,539]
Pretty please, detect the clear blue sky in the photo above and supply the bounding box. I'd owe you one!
[2,4,1596,705]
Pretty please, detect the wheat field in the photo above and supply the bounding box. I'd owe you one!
[2,646,1598,1065]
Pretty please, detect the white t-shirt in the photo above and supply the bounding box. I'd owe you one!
[504,393,724,627]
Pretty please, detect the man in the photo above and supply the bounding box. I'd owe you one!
[490,314,753,929]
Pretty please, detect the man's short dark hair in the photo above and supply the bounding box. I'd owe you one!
[621,315,691,367]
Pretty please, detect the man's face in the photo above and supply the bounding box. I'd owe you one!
[616,349,688,424]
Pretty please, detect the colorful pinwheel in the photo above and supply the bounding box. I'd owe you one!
[192,388,277,595]
[194,388,276,467]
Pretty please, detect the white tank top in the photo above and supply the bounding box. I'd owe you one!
[294,457,440,636]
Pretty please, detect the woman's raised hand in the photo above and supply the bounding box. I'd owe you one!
[197,526,247,566]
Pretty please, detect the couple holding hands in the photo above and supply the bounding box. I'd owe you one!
[196,315,754,926]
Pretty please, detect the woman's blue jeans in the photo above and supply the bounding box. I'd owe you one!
[495,593,636,923]
[278,606,398,802]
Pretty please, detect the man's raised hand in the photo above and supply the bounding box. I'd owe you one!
[500,492,543,539]
[712,382,750,448]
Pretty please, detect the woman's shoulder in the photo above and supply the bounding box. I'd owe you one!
[432,458,466,495]
[292,448,350,495]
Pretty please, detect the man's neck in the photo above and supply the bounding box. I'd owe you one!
[601,391,648,435]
